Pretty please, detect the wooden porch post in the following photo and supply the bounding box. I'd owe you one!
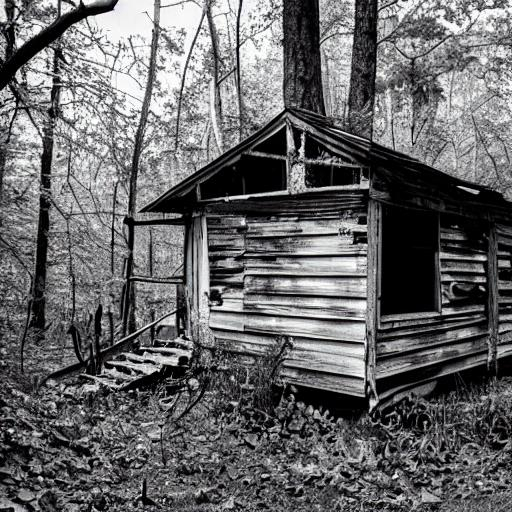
[366,197,380,408]
[121,216,135,337]
[184,216,193,337]
[185,212,215,354]
[487,221,499,375]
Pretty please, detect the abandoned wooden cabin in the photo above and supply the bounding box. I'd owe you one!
[141,108,512,406]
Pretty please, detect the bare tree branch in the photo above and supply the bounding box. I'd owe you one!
[320,31,352,45]
[378,0,399,12]
[0,0,120,91]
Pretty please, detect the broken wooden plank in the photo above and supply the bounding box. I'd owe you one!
[377,322,489,357]
[376,351,490,402]
[152,338,194,350]
[124,351,189,367]
[104,359,160,375]
[281,367,366,397]
[144,343,193,355]
[376,336,489,378]
[129,276,184,285]
[102,367,134,381]
[79,374,121,389]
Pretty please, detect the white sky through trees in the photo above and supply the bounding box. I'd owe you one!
[93,0,201,99]
[96,0,199,38]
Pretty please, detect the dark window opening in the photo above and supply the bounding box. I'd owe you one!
[305,164,360,187]
[304,134,349,162]
[380,206,439,316]
[242,155,286,194]
[498,242,512,314]
[303,134,360,188]
[200,155,286,200]
[252,127,287,155]
[200,162,244,199]
[499,265,512,281]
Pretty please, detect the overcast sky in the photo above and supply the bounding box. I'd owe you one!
[95,0,200,42]
[90,0,202,102]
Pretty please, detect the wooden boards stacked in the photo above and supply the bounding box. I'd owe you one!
[496,223,512,358]
[80,340,192,391]
[207,195,369,397]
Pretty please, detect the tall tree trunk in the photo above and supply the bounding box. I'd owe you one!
[31,0,62,337]
[0,144,6,223]
[206,1,224,152]
[0,0,17,225]
[322,48,332,117]
[347,0,378,139]
[174,0,207,153]
[235,0,244,139]
[122,0,161,336]
[283,0,325,115]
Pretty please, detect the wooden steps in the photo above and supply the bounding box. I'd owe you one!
[80,336,193,391]
[153,337,194,350]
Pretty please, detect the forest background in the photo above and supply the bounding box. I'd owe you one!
[1,0,512,374]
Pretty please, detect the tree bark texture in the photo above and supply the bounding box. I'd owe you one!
[235,0,244,139]
[347,0,378,139]
[31,8,62,336]
[283,0,325,115]
[0,0,119,91]
[174,0,207,152]
[207,2,224,152]
[0,0,17,224]
[123,0,161,336]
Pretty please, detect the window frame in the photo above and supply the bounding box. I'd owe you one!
[378,204,442,324]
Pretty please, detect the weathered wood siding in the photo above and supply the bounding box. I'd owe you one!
[206,193,369,397]
[375,214,490,399]
[496,223,512,359]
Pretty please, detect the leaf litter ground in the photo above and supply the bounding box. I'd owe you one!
[2,366,512,512]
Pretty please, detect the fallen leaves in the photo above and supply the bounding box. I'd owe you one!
[2,372,512,511]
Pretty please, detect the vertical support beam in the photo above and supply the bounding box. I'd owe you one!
[176,283,186,335]
[289,130,306,195]
[121,216,135,337]
[435,212,442,312]
[366,197,380,409]
[148,227,155,344]
[285,119,295,192]
[487,221,499,375]
[186,212,215,361]
[184,216,193,337]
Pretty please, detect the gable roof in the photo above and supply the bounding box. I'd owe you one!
[141,107,505,213]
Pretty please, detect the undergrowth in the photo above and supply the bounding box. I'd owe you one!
[4,331,512,511]
[208,335,293,417]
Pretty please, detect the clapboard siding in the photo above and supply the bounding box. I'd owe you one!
[207,196,368,397]
[497,224,512,337]
[376,215,489,395]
